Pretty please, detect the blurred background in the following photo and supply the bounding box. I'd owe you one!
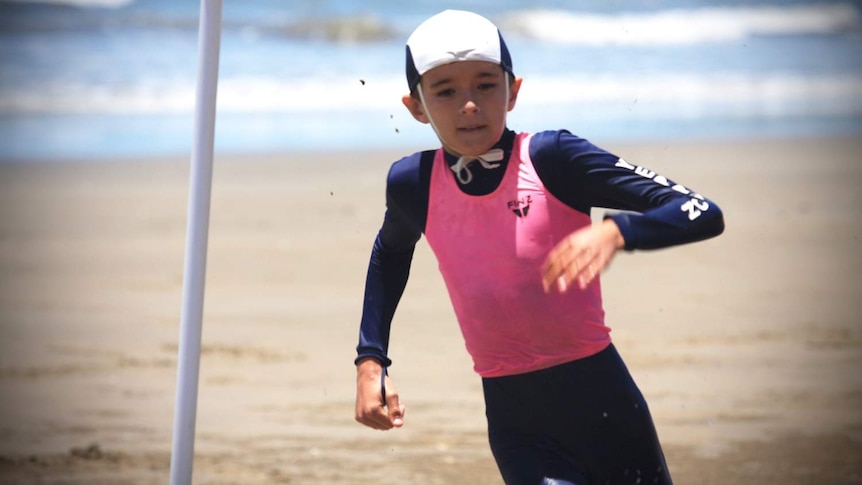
[0,0,860,161]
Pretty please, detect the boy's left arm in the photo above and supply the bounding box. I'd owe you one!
[594,156,725,251]
[536,131,725,292]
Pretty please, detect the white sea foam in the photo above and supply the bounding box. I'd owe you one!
[501,4,861,46]
[519,74,862,121]
[0,76,404,114]
[3,73,861,122]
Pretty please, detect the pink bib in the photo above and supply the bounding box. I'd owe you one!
[425,133,611,377]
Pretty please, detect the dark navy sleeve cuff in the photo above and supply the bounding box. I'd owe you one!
[606,213,636,251]
[354,352,392,367]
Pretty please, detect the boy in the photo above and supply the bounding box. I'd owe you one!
[354,10,724,485]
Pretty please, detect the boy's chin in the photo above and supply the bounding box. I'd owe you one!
[445,132,503,156]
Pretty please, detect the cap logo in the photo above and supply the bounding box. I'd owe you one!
[447,49,475,60]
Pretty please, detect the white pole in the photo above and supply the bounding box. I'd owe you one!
[170,0,222,484]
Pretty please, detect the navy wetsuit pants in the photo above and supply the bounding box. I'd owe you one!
[482,344,673,485]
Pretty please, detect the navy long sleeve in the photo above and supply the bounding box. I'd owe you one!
[530,130,725,250]
[355,129,724,366]
[354,155,428,366]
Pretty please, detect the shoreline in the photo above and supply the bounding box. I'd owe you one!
[1,131,858,166]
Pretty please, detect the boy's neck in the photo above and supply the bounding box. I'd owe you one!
[441,128,515,161]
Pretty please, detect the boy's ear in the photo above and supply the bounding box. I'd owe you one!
[402,94,430,124]
[508,76,524,112]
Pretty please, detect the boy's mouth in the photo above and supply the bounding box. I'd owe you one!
[458,125,486,133]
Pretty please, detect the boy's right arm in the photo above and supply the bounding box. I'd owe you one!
[354,154,428,430]
[353,226,416,431]
[353,228,414,431]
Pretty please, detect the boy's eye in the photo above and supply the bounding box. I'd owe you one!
[435,88,455,97]
[478,82,497,91]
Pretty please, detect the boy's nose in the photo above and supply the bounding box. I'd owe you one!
[461,95,479,114]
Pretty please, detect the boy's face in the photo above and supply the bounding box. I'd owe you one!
[403,61,522,157]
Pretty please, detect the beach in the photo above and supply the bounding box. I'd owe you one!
[0,136,860,484]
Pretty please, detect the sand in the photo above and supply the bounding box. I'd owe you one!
[0,136,860,484]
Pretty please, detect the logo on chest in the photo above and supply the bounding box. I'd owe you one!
[507,195,532,218]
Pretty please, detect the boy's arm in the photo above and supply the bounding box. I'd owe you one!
[532,130,724,292]
[532,130,725,250]
[355,154,428,430]
[355,154,428,366]
[354,208,418,431]
[354,219,418,366]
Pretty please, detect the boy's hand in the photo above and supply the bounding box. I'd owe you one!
[355,358,405,430]
[542,219,625,293]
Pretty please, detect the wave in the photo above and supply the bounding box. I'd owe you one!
[1,0,133,8]
[3,2,859,45]
[3,73,861,121]
[280,15,397,43]
[499,4,862,46]
[0,2,394,42]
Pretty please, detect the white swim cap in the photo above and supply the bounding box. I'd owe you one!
[405,10,514,92]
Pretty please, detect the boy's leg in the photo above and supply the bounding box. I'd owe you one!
[483,345,673,485]
[484,375,589,485]
[556,344,673,484]
[487,425,589,485]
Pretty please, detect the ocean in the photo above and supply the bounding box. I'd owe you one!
[1,0,861,161]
